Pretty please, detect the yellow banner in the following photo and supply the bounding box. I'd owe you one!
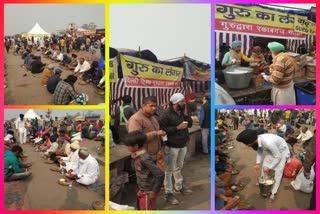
[120,54,183,88]
[294,16,316,36]
[109,57,118,83]
[215,4,315,35]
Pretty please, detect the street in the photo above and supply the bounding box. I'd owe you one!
[5,138,105,210]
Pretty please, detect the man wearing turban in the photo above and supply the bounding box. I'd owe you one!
[236,130,290,201]
[261,42,296,105]
[58,141,80,173]
[221,40,250,68]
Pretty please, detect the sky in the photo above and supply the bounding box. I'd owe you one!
[4,4,105,35]
[4,109,105,121]
[269,4,316,10]
[110,4,211,63]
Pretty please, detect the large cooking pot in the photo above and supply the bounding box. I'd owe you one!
[258,176,275,197]
[223,66,253,89]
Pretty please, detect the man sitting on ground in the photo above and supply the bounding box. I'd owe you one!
[41,63,55,86]
[55,51,63,62]
[297,126,313,148]
[5,145,32,182]
[66,147,99,185]
[53,75,78,105]
[30,56,46,74]
[52,141,80,172]
[36,133,51,152]
[47,68,63,94]
[74,57,90,77]
[46,138,69,164]
[60,54,72,66]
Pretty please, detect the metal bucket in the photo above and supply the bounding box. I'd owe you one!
[258,177,275,197]
[223,66,253,89]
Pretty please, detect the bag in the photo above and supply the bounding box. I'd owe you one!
[156,147,164,172]
[290,164,315,193]
[119,105,129,126]
[283,157,302,178]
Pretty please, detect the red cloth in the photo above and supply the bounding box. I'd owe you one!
[137,192,157,210]
[63,134,71,141]
[283,157,302,178]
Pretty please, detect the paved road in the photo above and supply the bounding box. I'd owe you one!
[5,139,105,210]
[226,124,313,210]
[4,49,104,105]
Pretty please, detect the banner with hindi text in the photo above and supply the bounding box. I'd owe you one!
[294,16,316,36]
[120,54,183,88]
[215,4,315,39]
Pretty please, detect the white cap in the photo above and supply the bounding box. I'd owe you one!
[169,93,185,104]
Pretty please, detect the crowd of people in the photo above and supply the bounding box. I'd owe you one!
[110,92,211,210]
[215,109,316,210]
[4,113,105,187]
[4,34,105,104]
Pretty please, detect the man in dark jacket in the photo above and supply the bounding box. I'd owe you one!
[160,93,193,205]
[30,56,46,73]
[199,95,210,154]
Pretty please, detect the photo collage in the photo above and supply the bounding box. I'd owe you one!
[2,1,317,212]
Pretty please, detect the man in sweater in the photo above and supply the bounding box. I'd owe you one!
[261,42,296,105]
[160,93,193,205]
[127,96,166,161]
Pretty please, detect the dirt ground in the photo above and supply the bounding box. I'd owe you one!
[4,49,104,105]
[5,138,105,210]
[117,153,211,210]
[226,124,313,210]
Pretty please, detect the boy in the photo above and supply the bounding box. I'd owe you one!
[125,131,164,210]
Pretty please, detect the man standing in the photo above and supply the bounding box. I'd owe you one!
[127,96,166,161]
[160,93,193,205]
[15,114,27,144]
[114,95,136,144]
[261,42,296,105]
[52,117,59,134]
[199,95,210,154]
[236,130,290,201]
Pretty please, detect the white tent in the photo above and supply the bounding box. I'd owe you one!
[27,22,50,38]
[24,109,40,119]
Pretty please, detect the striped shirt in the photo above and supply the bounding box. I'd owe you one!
[266,53,296,88]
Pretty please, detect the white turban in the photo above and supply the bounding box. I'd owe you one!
[70,141,80,150]
[170,93,185,104]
